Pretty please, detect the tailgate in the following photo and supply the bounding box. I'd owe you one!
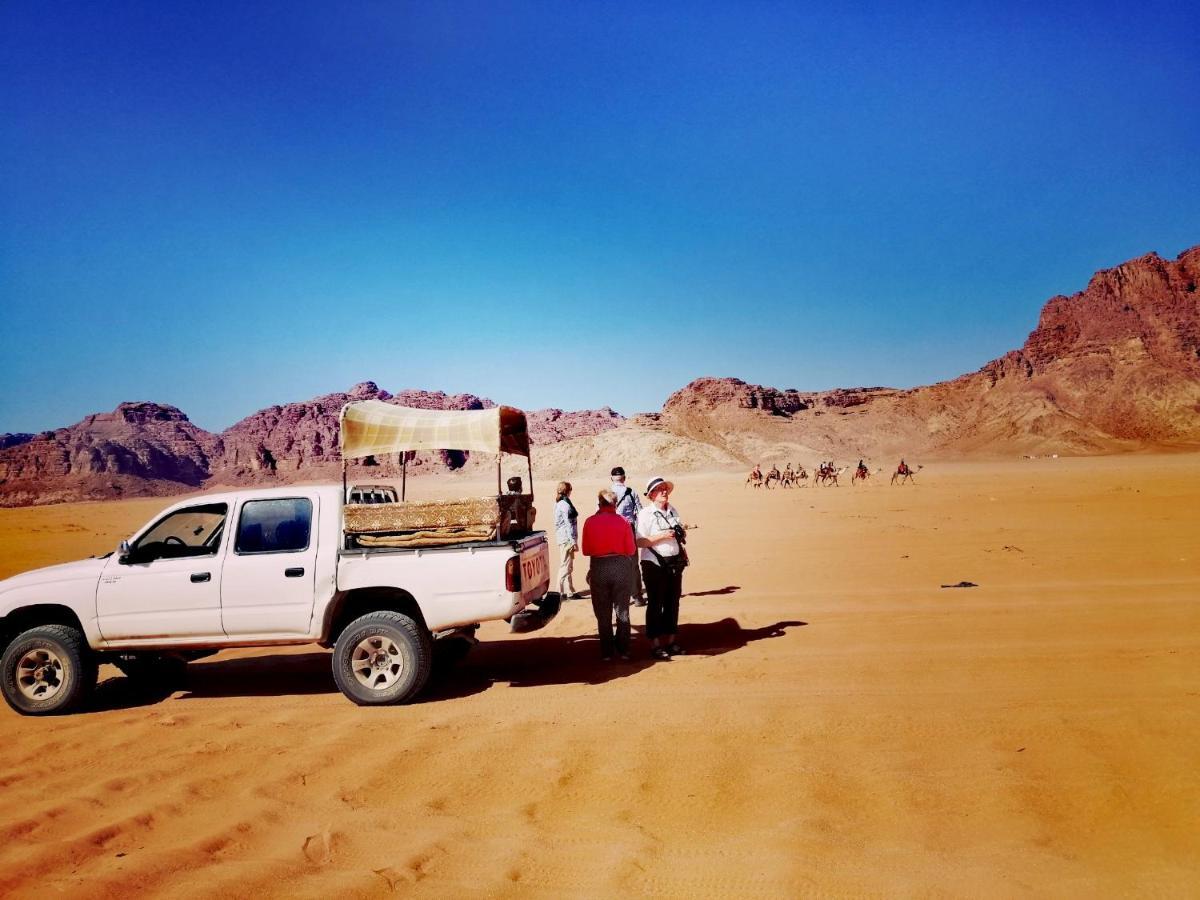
[517,535,550,604]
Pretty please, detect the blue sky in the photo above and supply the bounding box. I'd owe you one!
[2,1,1197,433]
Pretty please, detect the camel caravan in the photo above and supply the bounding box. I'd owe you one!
[746,459,921,488]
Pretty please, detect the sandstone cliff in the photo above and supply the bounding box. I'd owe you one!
[661,246,1200,461]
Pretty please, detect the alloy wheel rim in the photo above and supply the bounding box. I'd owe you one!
[16,648,66,701]
[351,636,404,690]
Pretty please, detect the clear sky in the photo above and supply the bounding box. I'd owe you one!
[2,1,1197,434]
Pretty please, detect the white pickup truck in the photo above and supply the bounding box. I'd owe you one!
[0,483,552,715]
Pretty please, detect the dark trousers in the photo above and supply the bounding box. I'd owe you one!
[641,559,682,640]
[628,523,643,600]
[589,556,634,656]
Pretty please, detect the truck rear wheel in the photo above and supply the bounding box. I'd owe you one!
[1,624,97,716]
[332,611,432,706]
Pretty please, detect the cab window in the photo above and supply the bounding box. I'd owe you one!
[132,503,227,562]
[236,498,312,554]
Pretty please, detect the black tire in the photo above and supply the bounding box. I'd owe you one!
[112,653,188,687]
[331,611,432,706]
[1,624,97,716]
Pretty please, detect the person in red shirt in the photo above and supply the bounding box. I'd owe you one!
[582,488,637,661]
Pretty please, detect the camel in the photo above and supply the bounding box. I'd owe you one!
[764,466,782,489]
[891,461,922,485]
[746,466,764,489]
[851,463,871,484]
[815,464,846,487]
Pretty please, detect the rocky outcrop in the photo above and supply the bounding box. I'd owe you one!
[0,402,217,484]
[0,403,220,504]
[0,434,34,451]
[209,381,496,482]
[525,407,623,444]
[661,245,1200,461]
[0,383,626,506]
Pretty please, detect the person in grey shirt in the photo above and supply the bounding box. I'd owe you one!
[610,466,645,606]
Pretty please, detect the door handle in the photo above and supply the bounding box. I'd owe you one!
[284,567,305,578]
[190,572,211,583]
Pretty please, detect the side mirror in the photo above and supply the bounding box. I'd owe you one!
[118,540,132,564]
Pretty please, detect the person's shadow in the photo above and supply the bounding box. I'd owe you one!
[85,618,807,710]
[684,585,740,597]
[435,617,807,696]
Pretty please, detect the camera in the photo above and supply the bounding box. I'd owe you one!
[671,523,687,544]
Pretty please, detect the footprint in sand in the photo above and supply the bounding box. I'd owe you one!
[373,867,402,891]
[302,828,338,865]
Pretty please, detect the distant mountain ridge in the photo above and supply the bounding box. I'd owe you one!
[0,383,624,506]
[1,244,1197,505]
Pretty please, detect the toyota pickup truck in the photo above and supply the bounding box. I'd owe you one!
[0,403,555,715]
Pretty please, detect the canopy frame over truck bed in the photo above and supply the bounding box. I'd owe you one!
[338,401,534,502]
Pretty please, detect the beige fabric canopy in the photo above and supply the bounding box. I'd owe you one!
[339,401,531,460]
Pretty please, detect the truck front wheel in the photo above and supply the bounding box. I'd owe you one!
[332,611,432,706]
[1,624,97,716]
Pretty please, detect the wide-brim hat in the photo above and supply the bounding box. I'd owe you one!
[644,476,674,497]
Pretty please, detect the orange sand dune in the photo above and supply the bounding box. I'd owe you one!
[1,455,1198,896]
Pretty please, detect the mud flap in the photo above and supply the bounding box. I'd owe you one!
[510,592,561,633]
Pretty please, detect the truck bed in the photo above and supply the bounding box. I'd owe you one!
[343,493,535,549]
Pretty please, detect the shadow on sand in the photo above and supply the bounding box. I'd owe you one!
[684,584,741,597]
[86,617,807,711]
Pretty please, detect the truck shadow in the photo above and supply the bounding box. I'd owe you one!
[90,651,338,711]
[87,618,806,710]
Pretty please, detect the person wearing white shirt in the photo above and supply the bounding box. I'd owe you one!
[635,476,687,660]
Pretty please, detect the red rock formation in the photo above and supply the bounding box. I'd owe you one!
[0,403,219,505]
[210,381,496,481]
[0,383,626,505]
[524,407,623,444]
[662,245,1200,460]
[0,434,34,451]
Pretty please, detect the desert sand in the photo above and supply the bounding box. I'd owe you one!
[1,454,1198,897]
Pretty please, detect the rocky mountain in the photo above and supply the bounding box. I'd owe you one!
[0,383,625,506]
[211,381,495,483]
[0,403,220,506]
[662,245,1200,461]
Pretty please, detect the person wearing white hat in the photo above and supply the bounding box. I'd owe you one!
[635,476,688,660]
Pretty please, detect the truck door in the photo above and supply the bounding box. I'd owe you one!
[220,496,318,636]
[96,502,228,641]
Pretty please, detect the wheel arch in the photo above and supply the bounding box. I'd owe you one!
[1,604,86,650]
[321,587,427,647]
